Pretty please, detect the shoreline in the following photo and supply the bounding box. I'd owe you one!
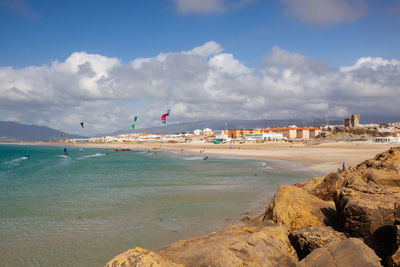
[2,141,394,174]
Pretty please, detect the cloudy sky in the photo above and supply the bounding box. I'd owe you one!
[1,0,399,135]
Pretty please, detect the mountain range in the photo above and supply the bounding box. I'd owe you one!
[0,121,86,142]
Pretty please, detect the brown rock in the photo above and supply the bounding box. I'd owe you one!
[334,184,400,238]
[264,185,336,232]
[105,247,183,267]
[334,183,400,259]
[289,226,346,260]
[157,222,298,267]
[389,246,400,267]
[297,238,382,267]
[302,177,325,193]
[312,147,400,201]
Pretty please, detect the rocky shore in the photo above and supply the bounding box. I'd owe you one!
[106,147,400,267]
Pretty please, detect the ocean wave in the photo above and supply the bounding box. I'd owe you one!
[3,157,28,167]
[184,157,205,160]
[78,153,106,159]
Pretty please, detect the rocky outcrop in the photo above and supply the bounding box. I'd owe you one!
[264,185,336,232]
[298,238,382,267]
[334,183,400,238]
[105,247,183,267]
[288,226,346,260]
[301,177,325,193]
[157,222,298,267]
[312,147,400,201]
[334,183,400,259]
[389,247,400,267]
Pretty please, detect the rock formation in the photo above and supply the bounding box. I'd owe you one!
[289,226,346,260]
[264,185,336,232]
[157,222,298,267]
[105,247,183,267]
[298,238,382,267]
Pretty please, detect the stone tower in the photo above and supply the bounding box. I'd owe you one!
[351,114,360,127]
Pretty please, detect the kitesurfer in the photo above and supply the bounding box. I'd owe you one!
[64,147,68,156]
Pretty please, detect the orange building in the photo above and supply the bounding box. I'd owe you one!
[227,129,261,139]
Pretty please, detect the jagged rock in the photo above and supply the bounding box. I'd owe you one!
[289,226,346,260]
[302,177,325,193]
[264,185,336,232]
[312,147,400,201]
[389,246,400,267]
[105,247,183,267]
[334,183,400,259]
[297,238,382,267]
[157,222,298,267]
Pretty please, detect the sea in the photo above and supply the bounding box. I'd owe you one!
[0,144,320,267]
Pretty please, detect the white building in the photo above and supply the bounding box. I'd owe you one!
[193,129,201,135]
[245,133,284,141]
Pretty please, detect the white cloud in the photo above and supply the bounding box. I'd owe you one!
[1,42,399,135]
[172,0,225,14]
[171,0,254,15]
[280,0,368,26]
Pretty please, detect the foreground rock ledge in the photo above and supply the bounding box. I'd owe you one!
[298,238,382,267]
[105,247,183,267]
[157,222,298,267]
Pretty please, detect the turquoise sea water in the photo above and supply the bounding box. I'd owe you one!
[0,144,319,266]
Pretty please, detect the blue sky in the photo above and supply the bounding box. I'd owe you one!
[1,0,400,134]
[2,0,399,68]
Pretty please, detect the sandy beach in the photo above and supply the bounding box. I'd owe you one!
[4,141,396,174]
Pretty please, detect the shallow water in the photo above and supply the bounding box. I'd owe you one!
[0,144,319,266]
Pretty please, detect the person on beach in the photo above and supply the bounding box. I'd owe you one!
[342,162,346,170]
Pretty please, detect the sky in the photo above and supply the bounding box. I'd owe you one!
[0,0,400,135]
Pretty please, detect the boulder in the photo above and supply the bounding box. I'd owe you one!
[334,184,400,237]
[389,246,400,267]
[334,183,400,259]
[298,238,382,267]
[302,177,325,193]
[105,247,183,267]
[264,185,336,232]
[289,226,346,260]
[157,222,298,267]
[312,147,400,201]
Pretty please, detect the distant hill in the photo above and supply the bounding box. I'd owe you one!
[0,121,86,142]
[102,118,343,136]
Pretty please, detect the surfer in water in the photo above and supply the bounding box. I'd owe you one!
[64,147,68,156]
[203,156,208,160]
[25,148,30,158]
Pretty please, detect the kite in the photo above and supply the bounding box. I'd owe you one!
[80,122,84,128]
[132,116,138,130]
[161,110,170,124]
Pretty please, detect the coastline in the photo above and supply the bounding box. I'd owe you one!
[2,141,393,174]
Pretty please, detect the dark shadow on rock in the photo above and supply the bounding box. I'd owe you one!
[366,225,398,266]
[320,207,340,230]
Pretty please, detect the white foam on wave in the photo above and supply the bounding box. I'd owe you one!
[78,153,106,159]
[184,157,204,161]
[258,162,273,170]
[3,157,28,167]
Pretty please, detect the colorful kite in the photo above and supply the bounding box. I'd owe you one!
[132,116,138,130]
[161,110,170,124]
